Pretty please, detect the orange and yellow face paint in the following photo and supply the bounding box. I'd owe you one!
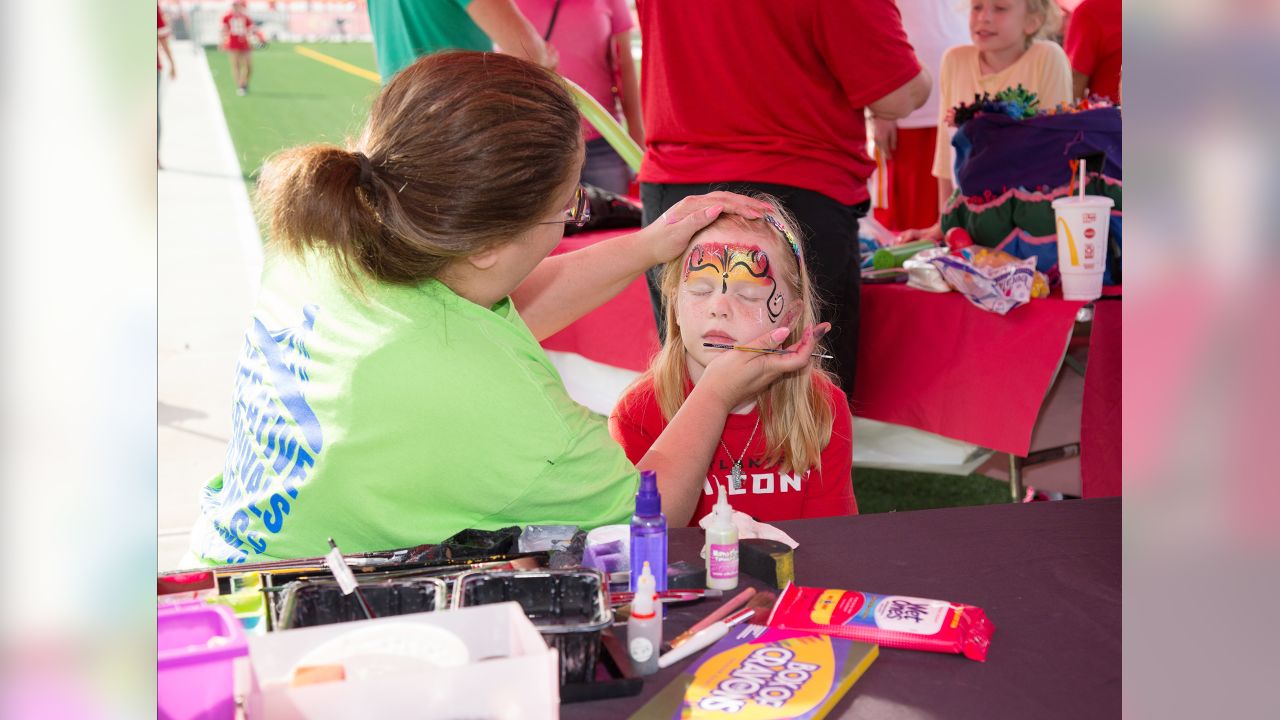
[683,243,785,323]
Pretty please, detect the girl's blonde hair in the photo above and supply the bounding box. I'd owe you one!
[636,195,837,473]
[1023,0,1063,41]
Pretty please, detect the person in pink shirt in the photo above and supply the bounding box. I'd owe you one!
[514,0,642,194]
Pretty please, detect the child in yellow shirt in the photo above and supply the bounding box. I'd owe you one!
[902,0,1072,244]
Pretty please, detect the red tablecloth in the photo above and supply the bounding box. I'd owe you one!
[539,229,660,372]
[1081,298,1121,497]
[852,284,1087,457]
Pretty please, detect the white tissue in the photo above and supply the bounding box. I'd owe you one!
[697,510,799,549]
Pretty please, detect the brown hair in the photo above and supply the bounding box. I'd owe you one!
[256,51,582,287]
[635,195,838,473]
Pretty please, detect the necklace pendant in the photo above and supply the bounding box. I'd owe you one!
[730,462,744,490]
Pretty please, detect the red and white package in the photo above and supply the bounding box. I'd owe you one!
[766,582,995,661]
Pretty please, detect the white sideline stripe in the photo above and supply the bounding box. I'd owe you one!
[852,417,994,476]
[192,46,264,292]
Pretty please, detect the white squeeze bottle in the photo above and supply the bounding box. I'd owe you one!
[705,486,739,590]
[627,561,661,676]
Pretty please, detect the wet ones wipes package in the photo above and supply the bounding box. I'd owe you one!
[767,583,994,662]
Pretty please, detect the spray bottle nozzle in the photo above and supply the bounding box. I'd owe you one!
[635,470,662,517]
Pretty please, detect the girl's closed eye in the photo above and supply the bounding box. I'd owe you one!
[685,280,715,296]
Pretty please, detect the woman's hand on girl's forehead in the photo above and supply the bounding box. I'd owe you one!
[662,192,772,224]
[642,192,773,266]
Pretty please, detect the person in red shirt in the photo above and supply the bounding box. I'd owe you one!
[636,0,930,400]
[158,5,176,168]
[221,1,259,95]
[611,197,856,525]
[1063,0,1121,102]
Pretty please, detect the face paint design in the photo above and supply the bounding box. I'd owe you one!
[683,243,785,323]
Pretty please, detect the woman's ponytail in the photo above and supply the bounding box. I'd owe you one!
[254,51,582,288]
[256,144,385,286]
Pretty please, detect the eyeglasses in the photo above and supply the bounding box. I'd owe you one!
[540,184,591,227]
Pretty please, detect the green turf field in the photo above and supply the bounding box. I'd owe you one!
[206,42,381,199]
[854,468,1012,514]
[203,42,1019,515]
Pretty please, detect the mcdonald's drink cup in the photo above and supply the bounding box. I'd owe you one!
[1052,195,1114,301]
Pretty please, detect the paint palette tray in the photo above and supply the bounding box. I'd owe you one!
[247,603,559,719]
[452,568,611,685]
[275,577,448,630]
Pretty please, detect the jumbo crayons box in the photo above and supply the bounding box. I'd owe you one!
[631,625,877,720]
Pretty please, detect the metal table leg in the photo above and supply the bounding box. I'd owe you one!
[1008,453,1023,502]
[1008,444,1081,502]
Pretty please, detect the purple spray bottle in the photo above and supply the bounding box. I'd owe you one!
[630,470,668,593]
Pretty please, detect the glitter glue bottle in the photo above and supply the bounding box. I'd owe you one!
[627,561,661,676]
[705,485,739,590]
[630,470,668,593]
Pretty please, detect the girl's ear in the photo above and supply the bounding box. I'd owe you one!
[1023,8,1045,38]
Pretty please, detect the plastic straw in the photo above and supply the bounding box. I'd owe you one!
[1079,158,1086,198]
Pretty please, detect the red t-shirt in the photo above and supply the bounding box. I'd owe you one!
[609,376,857,525]
[636,0,921,205]
[223,10,252,52]
[1063,0,1122,102]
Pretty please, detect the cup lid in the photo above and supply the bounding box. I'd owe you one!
[1052,195,1115,209]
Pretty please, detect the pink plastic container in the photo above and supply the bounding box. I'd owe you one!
[158,600,247,720]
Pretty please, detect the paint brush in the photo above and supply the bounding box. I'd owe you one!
[667,587,756,650]
[702,342,834,360]
[609,588,723,607]
[656,607,756,669]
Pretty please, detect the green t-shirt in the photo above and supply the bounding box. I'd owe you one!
[189,252,639,565]
[367,0,493,81]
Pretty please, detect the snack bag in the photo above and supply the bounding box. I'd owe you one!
[928,246,1048,315]
[963,247,1050,298]
[766,583,994,662]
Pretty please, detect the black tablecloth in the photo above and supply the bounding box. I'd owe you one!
[563,498,1121,719]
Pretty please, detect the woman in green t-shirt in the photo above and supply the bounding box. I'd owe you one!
[188,51,825,565]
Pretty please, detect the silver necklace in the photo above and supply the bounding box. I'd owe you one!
[719,417,760,490]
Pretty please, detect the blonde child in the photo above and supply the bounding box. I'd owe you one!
[902,0,1072,244]
[610,197,856,525]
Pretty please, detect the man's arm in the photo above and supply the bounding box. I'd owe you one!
[1073,70,1089,101]
[466,0,554,68]
[866,69,931,121]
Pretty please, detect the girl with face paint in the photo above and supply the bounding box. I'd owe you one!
[610,195,858,525]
